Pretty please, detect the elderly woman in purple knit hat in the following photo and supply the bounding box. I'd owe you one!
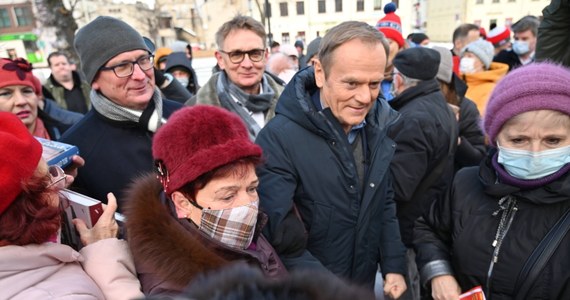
[412,62,570,300]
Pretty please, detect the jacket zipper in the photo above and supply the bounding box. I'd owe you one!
[486,196,518,298]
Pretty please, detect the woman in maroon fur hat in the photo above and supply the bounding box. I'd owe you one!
[123,105,289,296]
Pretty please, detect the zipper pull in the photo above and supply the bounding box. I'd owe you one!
[492,239,498,247]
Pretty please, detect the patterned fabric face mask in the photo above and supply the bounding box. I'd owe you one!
[199,200,259,250]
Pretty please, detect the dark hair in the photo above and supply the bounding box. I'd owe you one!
[438,80,460,106]
[170,262,375,300]
[47,51,70,67]
[0,172,62,246]
[179,156,261,203]
[511,16,540,36]
[452,24,479,43]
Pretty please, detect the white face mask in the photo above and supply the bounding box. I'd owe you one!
[459,57,476,74]
[512,40,530,56]
[497,144,570,180]
[175,76,189,87]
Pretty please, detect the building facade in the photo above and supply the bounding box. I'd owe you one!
[0,0,40,61]
[427,0,548,42]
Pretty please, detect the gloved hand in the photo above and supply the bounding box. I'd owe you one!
[154,67,167,87]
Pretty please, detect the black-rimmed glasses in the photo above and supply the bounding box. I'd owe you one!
[219,49,266,64]
[100,55,154,78]
[48,165,67,189]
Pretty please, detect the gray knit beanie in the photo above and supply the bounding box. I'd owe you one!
[74,16,150,84]
[461,39,494,70]
[432,46,453,84]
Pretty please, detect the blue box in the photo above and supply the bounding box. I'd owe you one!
[36,137,79,168]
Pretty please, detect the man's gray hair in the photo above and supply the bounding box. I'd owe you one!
[395,68,421,88]
[318,21,389,78]
[215,15,267,50]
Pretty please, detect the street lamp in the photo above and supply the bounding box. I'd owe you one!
[265,0,272,45]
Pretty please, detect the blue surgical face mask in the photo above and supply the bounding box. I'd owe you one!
[497,144,570,180]
[512,40,530,55]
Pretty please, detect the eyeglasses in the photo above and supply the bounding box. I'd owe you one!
[100,55,154,78]
[48,165,67,189]
[219,49,266,64]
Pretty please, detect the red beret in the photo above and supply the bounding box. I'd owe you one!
[152,106,262,195]
[0,58,41,96]
[0,112,43,215]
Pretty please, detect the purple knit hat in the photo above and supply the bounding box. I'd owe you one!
[484,62,570,146]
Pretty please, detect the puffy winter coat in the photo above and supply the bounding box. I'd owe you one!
[414,151,570,299]
[0,239,142,300]
[256,67,407,288]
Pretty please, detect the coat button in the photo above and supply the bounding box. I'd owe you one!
[349,185,354,189]
[370,183,375,188]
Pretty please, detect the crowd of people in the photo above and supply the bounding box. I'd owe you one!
[1,0,569,299]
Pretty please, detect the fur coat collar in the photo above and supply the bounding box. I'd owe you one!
[123,173,285,295]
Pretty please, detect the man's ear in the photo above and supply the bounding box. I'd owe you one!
[91,80,99,91]
[171,191,192,218]
[215,51,225,70]
[314,59,325,88]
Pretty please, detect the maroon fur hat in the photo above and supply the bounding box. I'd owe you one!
[152,106,262,195]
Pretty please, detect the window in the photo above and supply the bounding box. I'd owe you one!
[476,0,483,4]
[279,2,288,16]
[508,0,515,2]
[335,0,342,12]
[318,0,326,13]
[492,0,499,3]
[282,32,290,44]
[374,0,382,10]
[296,1,304,15]
[0,9,11,28]
[297,31,306,43]
[356,0,364,11]
[14,7,32,27]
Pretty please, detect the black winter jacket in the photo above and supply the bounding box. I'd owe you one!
[256,67,407,287]
[60,99,182,209]
[414,152,570,299]
[493,50,523,72]
[453,76,486,171]
[388,79,458,246]
[536,0,570,67]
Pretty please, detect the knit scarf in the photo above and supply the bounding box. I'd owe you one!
[216,71,274,140]
[90,87,164,132]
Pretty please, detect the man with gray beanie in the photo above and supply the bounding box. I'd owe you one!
[387,47,459,300]
[61,16,182,209]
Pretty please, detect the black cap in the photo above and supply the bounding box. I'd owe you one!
[393,47,440,80]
